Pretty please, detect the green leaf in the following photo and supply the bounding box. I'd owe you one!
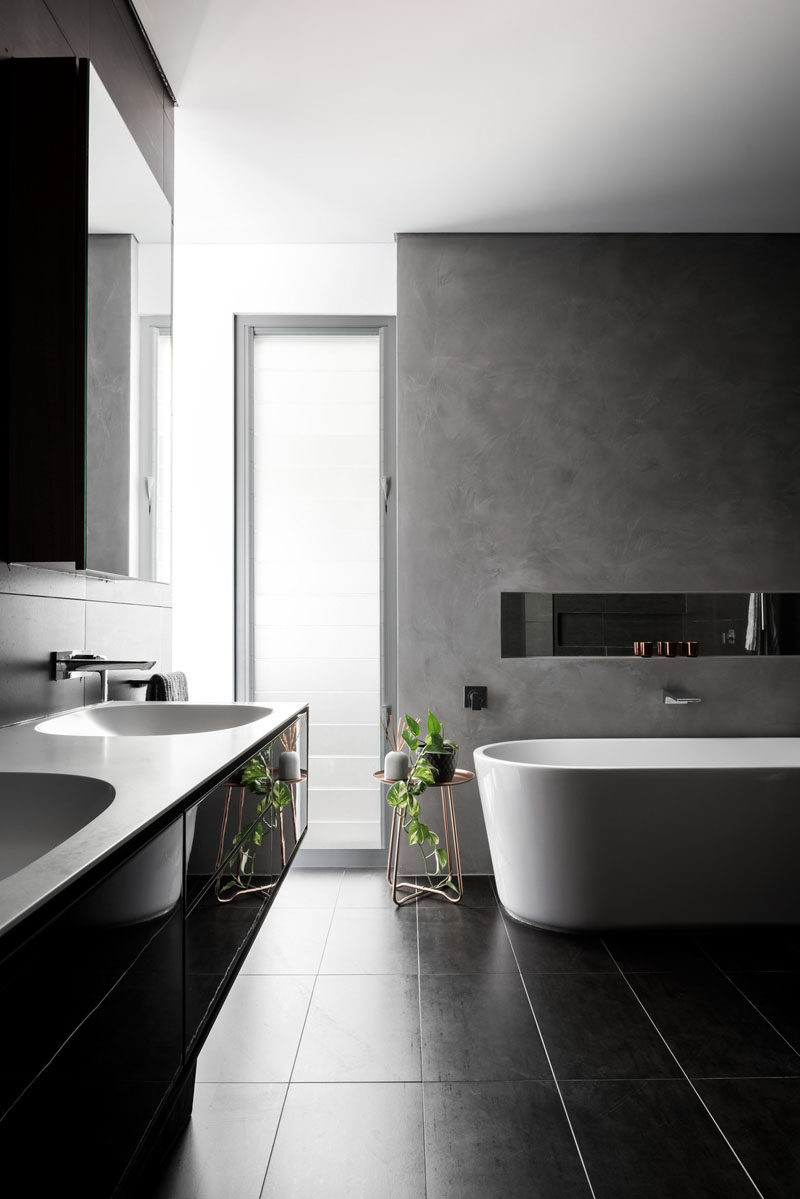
[271,781,292,808]
[428,830,439,846]
[408,825,424,845]
[407,799,421,819]
[405,713,420,737]
[401,727,418,751]
[387,781,408,808]
[424,732,445,753]
[251,826,263,847]
[414,757,435,780]
[427,711,441,737]
[435,847,448,870]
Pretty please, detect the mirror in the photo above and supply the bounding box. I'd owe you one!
[85,65,172,582]
[501,592,800,657]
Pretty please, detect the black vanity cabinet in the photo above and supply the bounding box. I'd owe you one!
[184,724,308,1055]
[0,712,308,1196]
[0,819,185,1198]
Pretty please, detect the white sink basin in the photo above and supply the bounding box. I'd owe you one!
[0,773,116,882]
[36,702,274,737]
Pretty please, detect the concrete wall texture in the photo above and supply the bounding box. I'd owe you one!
[396,233,800,872]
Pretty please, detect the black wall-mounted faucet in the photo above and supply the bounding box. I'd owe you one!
[465,685,488,711]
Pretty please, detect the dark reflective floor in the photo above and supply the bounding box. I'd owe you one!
[153,870,800,1198]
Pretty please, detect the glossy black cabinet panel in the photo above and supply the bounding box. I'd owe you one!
[184,720,308,1054]
[0,820,183,1197]
[1,57,87,564]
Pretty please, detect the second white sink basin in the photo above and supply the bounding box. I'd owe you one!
[0,773,116,882]
[36,702,274,737]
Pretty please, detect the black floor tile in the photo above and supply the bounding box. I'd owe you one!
[195,974,313,1082]
[240,908,332,974]
[292,974,421,1082]
[627,970,800,1078]
[604,931,712,972]
[560,1079,759,1199]
[418,906,518,974]
[457,875,498,908]
[524,974,679,1080]
[727,970,800,1054]
[272,868,343,908]
[319,908,418,974]
[695,1077,800,1197]
[424,1080,590,1199]
[336,868,414,908]
[152,1083,286,1199]
[260,1082,425,1199]
[505,918,615,974]
[420,973,550,1081]
[697,928,800,972]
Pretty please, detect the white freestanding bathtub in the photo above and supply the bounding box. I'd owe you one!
[473,738,800,931]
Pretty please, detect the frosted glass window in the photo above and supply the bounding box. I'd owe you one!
[252,333,381,850]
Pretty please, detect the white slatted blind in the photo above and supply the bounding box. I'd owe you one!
[252,332,381,848]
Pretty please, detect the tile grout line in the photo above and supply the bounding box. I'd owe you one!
[255,873,344,1199]
[415,881,429,1199]
[491,880,598,1199]
[694,940,800,1062]
[600,938,767,1199]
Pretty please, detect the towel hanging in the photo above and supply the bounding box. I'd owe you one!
[146,671,189,702]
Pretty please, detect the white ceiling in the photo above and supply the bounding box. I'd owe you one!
[136,0,800,243]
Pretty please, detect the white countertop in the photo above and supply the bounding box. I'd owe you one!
[0,700,307,939]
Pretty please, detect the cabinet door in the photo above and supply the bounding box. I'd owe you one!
[0,819,183,1197]
[1,57,87,565]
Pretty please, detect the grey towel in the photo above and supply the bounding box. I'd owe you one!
[146,671,189,702]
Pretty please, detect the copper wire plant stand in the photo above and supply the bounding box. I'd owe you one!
[375,768,473,906]
[213,771,306,903]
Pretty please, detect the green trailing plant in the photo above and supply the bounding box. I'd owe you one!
[217,749,292,896]
[386,710,458,891]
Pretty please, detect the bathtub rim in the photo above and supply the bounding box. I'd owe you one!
[473,736,800,771]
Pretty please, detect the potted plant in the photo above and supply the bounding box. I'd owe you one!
[384,710,459,893]
[414,711,458,784]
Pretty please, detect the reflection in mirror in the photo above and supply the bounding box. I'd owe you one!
[501,593,800,658]
[86,66,171,581]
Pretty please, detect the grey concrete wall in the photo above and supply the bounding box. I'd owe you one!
[396,233,800,873]
[86,234,133,576]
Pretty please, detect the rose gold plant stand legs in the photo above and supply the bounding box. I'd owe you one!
[378,768,474,907]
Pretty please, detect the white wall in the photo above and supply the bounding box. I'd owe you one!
[171,243,397,699]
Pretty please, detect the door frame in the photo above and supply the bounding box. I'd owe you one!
[233,314,397,866]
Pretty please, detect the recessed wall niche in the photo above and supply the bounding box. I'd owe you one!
[500,593,800,658]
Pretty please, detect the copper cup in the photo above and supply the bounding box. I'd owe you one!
[686,641,699,657]
[663,641,679,657]
[639,641,653,657]
[633,641,641,656]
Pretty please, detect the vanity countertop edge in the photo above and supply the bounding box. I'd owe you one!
[0,700,308,941]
